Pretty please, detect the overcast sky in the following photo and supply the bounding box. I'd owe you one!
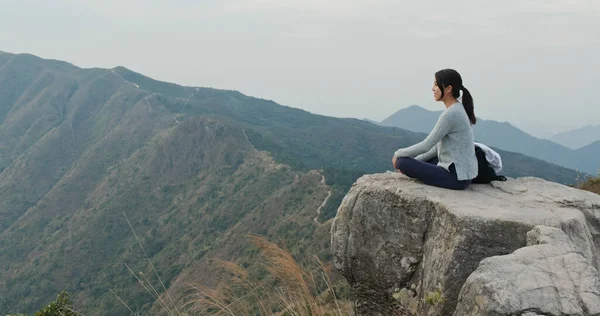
[0,0,598,137]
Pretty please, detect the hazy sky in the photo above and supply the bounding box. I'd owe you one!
[1,0,599,137]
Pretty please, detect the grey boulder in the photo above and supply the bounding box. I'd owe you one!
[331,173,600,315]
[455,225,600,316]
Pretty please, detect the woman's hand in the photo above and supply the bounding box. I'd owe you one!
[392,155,404,174]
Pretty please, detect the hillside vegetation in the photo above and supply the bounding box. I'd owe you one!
[580,176,600,195]
[0,51,582,314]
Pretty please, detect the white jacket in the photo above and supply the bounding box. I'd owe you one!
[474,142,502,173]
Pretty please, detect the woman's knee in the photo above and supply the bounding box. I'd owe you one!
[395,157,412,170]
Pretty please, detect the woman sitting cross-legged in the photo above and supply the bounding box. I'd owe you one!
[392,69,478,190]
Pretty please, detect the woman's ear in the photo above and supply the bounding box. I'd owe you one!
[445,85,453,95]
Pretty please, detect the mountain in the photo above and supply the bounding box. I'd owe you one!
[380,105,439,133]
[362,118,380,125]
[574,140,600,175]
[0,52,581,314]
[551,124,600,149]
[381,105,599,174]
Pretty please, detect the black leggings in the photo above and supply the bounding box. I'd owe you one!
[395,157,471,190]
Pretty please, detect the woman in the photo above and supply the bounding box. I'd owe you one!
[392,69,478,190]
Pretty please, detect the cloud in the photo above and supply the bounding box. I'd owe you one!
[284,27,331,39]
[520,0,600,16]
[217,0,379,17]
[59,0,212,20]
[58,0,600,26]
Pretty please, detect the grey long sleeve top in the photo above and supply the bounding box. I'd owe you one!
[394,103,478,180]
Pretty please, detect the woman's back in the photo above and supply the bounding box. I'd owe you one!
[436,103,477,180]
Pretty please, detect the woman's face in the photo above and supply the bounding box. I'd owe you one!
[432,80,443,101]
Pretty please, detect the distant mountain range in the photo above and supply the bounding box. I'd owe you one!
[551,124,600,150]
[380,105,599,174]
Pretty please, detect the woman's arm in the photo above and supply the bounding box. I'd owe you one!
[415,145,437,161]
[394,110,455,158]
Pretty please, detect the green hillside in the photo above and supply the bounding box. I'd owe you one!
[0,52,581,314]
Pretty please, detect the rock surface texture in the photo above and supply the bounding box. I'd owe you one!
[331,173,600,316]
[455,226,600,315]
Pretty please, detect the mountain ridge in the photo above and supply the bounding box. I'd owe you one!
[552,124,600,150]
[0,51,584,314]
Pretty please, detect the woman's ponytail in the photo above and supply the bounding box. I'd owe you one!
[461,86,476,125]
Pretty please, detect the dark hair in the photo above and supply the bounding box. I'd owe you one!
[435,69,476,125]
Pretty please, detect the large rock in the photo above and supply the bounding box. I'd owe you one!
[455,225,600,316]
[330,173,600,315]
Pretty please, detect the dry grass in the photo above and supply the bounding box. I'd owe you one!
[579,176,600,195]
[185,235,354,316]
[117,212,353,315]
